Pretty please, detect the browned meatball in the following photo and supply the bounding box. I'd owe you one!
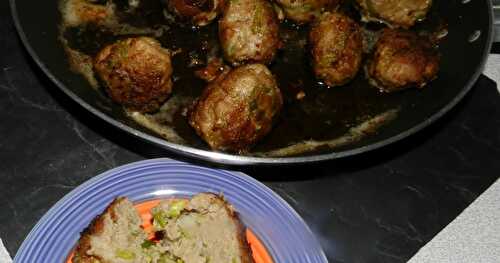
[309,12,363,87]
[94,37,173,113]
[274,0,339,24]
[168,0,225,26]
[219,0,280,66]
[62,0,113,26]
[366,29,440,93]
[356,0,432,28]
[189,64,283,152]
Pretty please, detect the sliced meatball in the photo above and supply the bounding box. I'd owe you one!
[219,0,280,66]
[274,0,339,24]
[366,29,440,93]
[309,12,363,87]
[189,64,283,152]
[94,37,173,113]
[72,198,159,263]
[151,194,254,263]
[356,0,432,28]
[168,0,225,26]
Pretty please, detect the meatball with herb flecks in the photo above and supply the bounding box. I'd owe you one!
[94,37,173,113]
[219,0,280,66]
[275,0,339,24]
[366,29,440,93]
[356,0,433,28]
[309,12,363,87]
[189,64,283,152]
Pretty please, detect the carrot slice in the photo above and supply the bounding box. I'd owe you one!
[135,199,160,238]
[247,229,274,263]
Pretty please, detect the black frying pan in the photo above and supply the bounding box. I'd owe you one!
[10,0,494,165]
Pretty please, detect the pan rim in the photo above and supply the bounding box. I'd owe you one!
[9,0,495,165]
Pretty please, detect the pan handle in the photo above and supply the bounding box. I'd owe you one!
[494,1,500,42]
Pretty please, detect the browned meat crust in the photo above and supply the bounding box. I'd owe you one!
[366,29,440,92]
[219,0,281,65]
[309,12,363,87]
[356,0,433,28]
[94,37,173,113]
[74,194,255,263]
[193,193,255,263]
[188,64,283,152]
[73,197,126,263]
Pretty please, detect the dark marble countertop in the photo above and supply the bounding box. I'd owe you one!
[1,1,500,262]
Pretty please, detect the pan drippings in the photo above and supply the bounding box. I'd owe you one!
[59,0,415,156]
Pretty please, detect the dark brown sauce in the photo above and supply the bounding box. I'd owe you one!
[60,0,445,156]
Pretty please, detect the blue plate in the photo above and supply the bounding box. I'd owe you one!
[14,158,327,263]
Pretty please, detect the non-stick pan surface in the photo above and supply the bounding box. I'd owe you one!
[10,0,494,165]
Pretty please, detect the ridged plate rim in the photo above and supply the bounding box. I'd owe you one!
[14,158,327,263]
